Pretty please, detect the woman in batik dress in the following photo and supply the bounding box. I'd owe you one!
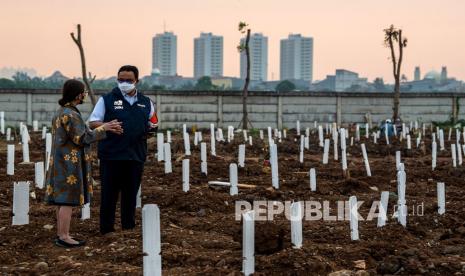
[45,79,122,248]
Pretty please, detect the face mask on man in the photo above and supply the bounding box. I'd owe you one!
[118,82,136,94]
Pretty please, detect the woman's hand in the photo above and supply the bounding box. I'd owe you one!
[102,120,123,135]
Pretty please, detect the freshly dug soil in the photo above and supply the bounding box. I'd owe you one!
[1,129,465,275]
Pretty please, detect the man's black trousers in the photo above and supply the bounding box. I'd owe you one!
[99,160,144,234]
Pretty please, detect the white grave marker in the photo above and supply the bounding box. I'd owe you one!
[230,163,238,196]
[437,182,445,215]
[182,159,190,192]
[349,196,359,241]
[12,181,29,225]
[242,211,255,276]
[290,201,303,249]
[34,162,44,189]
[142,204,162,276]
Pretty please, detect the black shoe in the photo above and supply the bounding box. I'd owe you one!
[55,238,86,248]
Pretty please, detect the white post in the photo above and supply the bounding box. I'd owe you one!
[7,144,15,175]
[322,138,330,164]
[259,130,264,140]
[136,186,141,208]
[296,120,300,136]
[210,124,216,156]
[163,143,172,174]
[34,162,44,189]
[12,181,29,226]
[437,182,445,215]
[238,144,246,168]
[457,142,463,166]
[439,129,445,150]
[350,137,354,146]
[451,144,457,168]
[406,135,411,150]
[290,201,303,249]
[304,136,309,150]
[182,124,187,135]
[182,159,189,192]
[242,211,255,276]
[361,143,371,176]
[45,133,52,172]
[283,129,287,139]
[167,130,172,143]
[365,123,369,139]
[6,128,11,141]
[342,149,348,171]
[142,204,162,276]
[157,133,164,162]
[21,126,30,163]
[340,128,346,150]
[267,126,273,145]
[201,142,207,175]
[230,163,238,196]
[385,126,389,145]
[397,170,407,227]
[32,120,38,132]
[41,126,47,139]
[183,132,191,156]
[377,191,389,227]
[349,196,359,241]
[309,168,316,191]
[355,124,360,141]
[248,136,253,146]
[243,130,248,142]
[432,141,437,171]
[395,151,401,170]
[299,135,304,164]
[318,126,324,147]
[0,111,4,135]
[194,132,199,146]
[270,143,279,189]
[81,203,90,220]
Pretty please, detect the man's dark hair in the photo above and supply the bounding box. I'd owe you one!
[118,65,139,80]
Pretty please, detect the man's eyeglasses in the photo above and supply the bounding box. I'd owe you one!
[117,78,136,84]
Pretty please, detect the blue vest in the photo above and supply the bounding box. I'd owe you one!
[98,88,151,162]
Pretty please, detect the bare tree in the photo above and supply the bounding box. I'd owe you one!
[71,24,97,106]
[237,22,251,129]
[384,24,407,121]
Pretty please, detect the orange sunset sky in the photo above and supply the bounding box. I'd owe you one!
[0,0,464,83]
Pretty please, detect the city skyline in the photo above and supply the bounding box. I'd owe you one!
[0,0,464,82]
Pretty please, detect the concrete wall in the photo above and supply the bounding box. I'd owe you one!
[0,89,464,129]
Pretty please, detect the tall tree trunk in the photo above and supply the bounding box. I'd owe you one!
[242,29,251,130]
[71,24,97,106]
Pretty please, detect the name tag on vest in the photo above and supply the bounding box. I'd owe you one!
[137,103,146,108]
[114,100,123,110]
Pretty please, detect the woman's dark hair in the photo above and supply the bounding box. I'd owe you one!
[118,65,139,80]
[58,79,85,106]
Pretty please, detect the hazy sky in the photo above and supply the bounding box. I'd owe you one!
[0,0,464,82]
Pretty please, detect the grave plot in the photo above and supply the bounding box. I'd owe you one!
[0,123,465,275]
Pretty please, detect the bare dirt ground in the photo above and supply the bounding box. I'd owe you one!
[1,129,465,275]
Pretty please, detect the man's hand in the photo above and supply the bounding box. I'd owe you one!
[102,120,123,135]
